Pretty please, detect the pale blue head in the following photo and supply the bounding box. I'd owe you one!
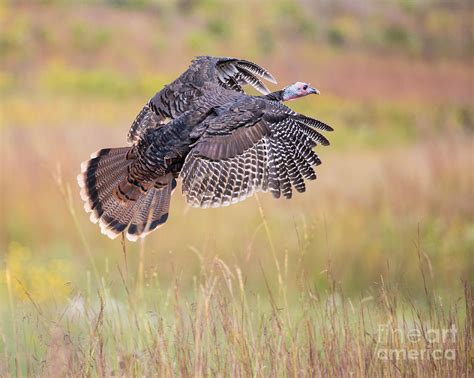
[282,82,320,101]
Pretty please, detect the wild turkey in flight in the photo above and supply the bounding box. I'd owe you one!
[78,78,332,241]
[127,56,277,144]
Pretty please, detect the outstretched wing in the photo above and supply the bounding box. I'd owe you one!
[215,58,277,95]
[128,57,277,144]
[180,101,332,208]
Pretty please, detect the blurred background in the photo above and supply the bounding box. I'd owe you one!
[1,0,472,303]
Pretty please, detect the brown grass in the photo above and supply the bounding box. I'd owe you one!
[2,240,471,376]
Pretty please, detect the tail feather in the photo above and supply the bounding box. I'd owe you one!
[97,198,139,237]
[127,179,177,240]
[84,147,131,186]
[82,161,130,216]
[78,147,174,241]
[116,179,144,202]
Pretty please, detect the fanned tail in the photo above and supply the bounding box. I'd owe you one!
[77,147,174,241]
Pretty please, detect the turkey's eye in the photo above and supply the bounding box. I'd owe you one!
[303,85,308,90]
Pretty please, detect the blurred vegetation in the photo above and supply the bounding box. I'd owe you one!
[0,1,472,375]
[1,0,472,294]
[39,62,170,98]
[3,0,472,67]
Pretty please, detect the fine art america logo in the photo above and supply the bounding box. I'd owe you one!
[376,323,457,361]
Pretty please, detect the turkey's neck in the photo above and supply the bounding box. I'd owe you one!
[263,90,284,102]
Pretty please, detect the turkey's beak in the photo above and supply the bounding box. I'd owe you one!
[309,86,320,95]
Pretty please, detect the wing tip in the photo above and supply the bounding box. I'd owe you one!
[236,60,278,84]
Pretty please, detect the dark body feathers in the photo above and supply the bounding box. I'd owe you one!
[78,56,332,240]
[127,56,276,143]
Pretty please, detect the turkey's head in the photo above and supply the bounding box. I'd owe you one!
[282,82,319,101]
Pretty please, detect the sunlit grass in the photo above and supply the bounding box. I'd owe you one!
[1,213,471,376]
[1,242,72,302]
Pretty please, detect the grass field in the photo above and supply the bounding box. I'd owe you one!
[1,1,473,376]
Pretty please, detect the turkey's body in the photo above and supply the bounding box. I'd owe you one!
[125,85,244,190]
[78,56,332,241]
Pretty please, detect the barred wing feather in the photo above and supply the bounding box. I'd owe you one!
[180,110,331,208]
[216,58,277,95]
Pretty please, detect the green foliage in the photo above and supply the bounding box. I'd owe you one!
[1,1,471,65]
[39,62,170,98]
[70,21,111,53]
[327,26,346,47]
[398,0,419,12]
[327,17,360,47]
[42,64,128,96]
[152,34,168,53]
[0,15,29,59]
[274,0,316,40]
[257,26,275,55]
[185,30,213,53]
[383,24,420,55]
[458,106,474,132]
[206,18,231,39]
[384,25,409,47]
[103,0,153,7]
[0,71,14,94]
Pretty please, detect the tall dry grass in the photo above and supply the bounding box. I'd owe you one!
[2,224,471,376]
